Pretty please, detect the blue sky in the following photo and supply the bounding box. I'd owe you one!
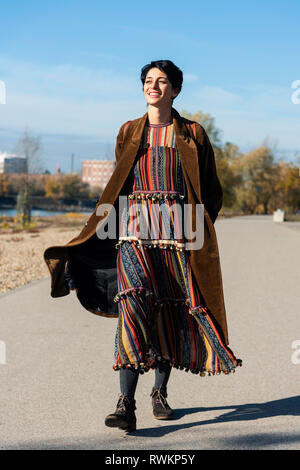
[0,0,299,172]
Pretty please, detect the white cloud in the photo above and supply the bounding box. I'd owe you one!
[0,57,139,96]
[183,74,199,83]
[1,91,145,138]
[196,86,242,107]
[0,57,146,138]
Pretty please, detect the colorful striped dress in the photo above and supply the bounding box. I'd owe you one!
[113,119,241,377]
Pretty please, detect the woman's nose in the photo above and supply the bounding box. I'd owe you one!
[150,81,160,89]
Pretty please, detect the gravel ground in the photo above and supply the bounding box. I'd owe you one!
[0,226,80,294]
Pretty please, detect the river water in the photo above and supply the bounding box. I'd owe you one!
[0,208,91,217]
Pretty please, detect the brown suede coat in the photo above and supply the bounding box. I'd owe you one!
[43,107,229,345]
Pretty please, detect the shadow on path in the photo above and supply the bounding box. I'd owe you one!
[133,395,300,441]
[2,396,299,450]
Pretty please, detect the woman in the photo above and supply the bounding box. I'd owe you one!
[44,60,241,434]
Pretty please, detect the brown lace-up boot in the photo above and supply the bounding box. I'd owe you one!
[150,386,174,420]
[105,394,137,432]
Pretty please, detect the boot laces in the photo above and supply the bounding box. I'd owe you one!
[116,394,136,412]
[151,387,169,409]
[116,395,127,412]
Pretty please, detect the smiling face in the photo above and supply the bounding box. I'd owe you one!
[143,67,179,109]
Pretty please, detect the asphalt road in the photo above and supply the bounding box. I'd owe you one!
[0,215,299,450]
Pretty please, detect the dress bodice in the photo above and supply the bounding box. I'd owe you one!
[118,121,187,245]
[132,121,186,195]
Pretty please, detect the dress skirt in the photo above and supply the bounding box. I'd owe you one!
[112,120,241,377]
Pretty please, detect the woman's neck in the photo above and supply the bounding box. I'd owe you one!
[147,105,172,125]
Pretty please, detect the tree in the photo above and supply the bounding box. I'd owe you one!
[275,161,300,212]
[221,142,241,162]
[45,175,63,199]
[60,174,90,199]
[234,146,278,214]
[44,174,90,200]
[13,128,44,225]
[181,109,243,209]
[13,127,44,174]
[181,109,223,148]
[16,182,31,223]
[0,174,9,197]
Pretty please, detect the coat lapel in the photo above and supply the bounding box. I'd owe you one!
[172,108,202,204]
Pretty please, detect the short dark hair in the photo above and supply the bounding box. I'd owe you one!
[140,60,183,93]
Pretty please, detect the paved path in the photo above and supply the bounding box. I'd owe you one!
[0,215,299,450]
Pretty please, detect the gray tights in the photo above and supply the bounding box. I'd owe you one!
[119,362,172,398]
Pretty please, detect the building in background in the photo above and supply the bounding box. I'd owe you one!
[81,160,116,188]
[0,152,27,174]
[55,162,62,174]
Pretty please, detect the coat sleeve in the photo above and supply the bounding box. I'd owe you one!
[195,123,223,224]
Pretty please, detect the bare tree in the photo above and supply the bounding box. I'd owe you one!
[13,128,44,226]
[13,127,44,174]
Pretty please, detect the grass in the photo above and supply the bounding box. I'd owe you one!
[284,214,300,222]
